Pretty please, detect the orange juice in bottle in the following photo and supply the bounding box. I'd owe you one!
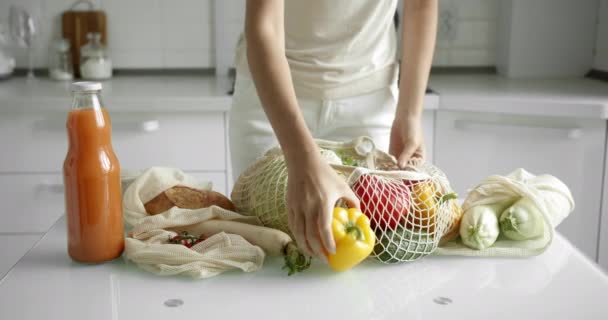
[63,82,124,263]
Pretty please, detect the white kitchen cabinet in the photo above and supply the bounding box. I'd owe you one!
[0,110,230,234]
[0,112,226,173]
[111,112,226,171]
[0,171,226,235]
[435,110,606,261]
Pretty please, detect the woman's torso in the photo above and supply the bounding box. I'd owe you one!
[236,0,399,99]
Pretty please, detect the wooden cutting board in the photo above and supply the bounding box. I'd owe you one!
[62,10,106,77]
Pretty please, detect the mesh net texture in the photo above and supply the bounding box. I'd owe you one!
[231,137,463,264]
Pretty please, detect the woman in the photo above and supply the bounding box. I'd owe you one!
[230,0,437,261]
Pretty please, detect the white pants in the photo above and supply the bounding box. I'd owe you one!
[229,74,398,180]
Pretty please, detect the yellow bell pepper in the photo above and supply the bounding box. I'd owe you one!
[327,207,375,272]
[408,181,458,233]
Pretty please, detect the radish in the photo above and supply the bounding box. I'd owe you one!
[176,220,310,275]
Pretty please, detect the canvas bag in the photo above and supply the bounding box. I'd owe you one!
[435,168,575,257]
[122,167,265,279]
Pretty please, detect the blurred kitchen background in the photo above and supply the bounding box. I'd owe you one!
[0,0,607,278]
[0,0,604,74]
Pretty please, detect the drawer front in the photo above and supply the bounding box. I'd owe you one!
[435,111,605,260]
[0,112,226,172]
[1,171,226,233]
[0,174,65,233]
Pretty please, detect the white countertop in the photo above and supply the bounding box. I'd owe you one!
[1,215,607,320]
[429,75,608,119]
[2,74,605,117]
[0,76,234,113]
[0,75,440,113]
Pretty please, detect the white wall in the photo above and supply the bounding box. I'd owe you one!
[594,0,608,71]
[2,0,498,69]
[497,0,598,78]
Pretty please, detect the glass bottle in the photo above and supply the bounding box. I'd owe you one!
[63,82,123,263]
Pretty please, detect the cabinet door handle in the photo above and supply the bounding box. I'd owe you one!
[454,120,583,139]
[112,120,160,133]
[37,182,64,194]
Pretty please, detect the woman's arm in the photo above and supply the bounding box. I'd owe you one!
[389,0,438,168]
[245,0,316,161]
[245,0,359,259]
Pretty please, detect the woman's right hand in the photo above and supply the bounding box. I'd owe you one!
[286,153,360,261]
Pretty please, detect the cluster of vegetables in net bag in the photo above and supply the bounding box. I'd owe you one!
[231,137,464,264]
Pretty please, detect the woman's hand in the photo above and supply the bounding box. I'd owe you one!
[389,115,425,168]
[391,0,436,168]
[286,153,360,261]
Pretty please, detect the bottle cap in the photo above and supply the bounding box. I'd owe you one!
[71,82,102,92]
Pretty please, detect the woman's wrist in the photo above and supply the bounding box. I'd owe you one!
[395,100,423,122]
[285,145,323,172]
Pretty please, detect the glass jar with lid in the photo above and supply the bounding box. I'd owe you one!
[48,38,74,81]
[79,32,112,80]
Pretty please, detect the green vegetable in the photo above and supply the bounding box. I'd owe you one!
[373,227,436,263]
[334,149,357,166]
[459,205,501,250]
[319,149,343,165]
[499,197,544,241]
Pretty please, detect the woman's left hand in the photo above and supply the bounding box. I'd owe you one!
[389,115,425,168]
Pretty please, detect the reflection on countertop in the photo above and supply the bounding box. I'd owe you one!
[0,215,607,320]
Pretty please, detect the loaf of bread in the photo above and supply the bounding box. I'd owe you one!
[144,186,236,214]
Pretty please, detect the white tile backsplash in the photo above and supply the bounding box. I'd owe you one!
[453,21,475,47]
[433,0,498,66]
[457,0,497,19]
[471,21,493,47]
[108,23,162,50]
[160,0,211,24]
[3,0,214,69]
[3,0,498,69]
[432,49,450,66]
[102,0,161,24]
[161,22,212,50]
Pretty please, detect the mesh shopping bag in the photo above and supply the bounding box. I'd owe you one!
[231,137,463,263]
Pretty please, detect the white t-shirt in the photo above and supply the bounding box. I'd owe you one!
[235,0,399,99]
